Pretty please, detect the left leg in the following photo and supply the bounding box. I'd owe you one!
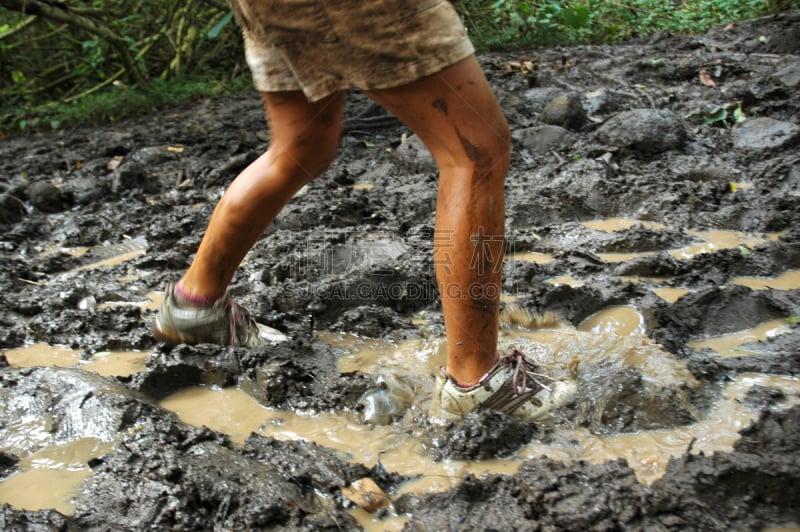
[366,55,511,386]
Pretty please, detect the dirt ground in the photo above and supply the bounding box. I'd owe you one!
[1,10,799,531]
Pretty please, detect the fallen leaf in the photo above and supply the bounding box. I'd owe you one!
[167,145,184,153]
[341,478,390,513]
[699,69,716,87]
[107,155,124,171]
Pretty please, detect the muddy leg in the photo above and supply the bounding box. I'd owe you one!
[179,90,345,300]
[366,55,510,385]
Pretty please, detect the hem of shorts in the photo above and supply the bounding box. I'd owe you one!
[252,41,475,103]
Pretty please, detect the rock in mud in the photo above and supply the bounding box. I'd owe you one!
[773,58,800,88]
[0,451,18,479]
[25,181,67,213]
[596,108,687,154]
[540,93,589,130]
[111,161,159,194]
[512,124,577,154]
[732,117,800,152]
[358,372,415,425]
[0,193,27,225]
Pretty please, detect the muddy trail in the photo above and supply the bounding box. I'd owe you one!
[1,11,799,531]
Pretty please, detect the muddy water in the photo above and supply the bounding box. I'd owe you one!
[0,438,114,514]
[4,343,150,377]
[155,307,799,494]
[688,319,793,357]
[581,218,668,232]
[731,270,800,290]
[4,220,800,522]
[506,251,554,264]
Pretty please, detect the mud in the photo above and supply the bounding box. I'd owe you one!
[1,11,800,530]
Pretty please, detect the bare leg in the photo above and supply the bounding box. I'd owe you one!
[179,90,345,300]
[366,55,510,386]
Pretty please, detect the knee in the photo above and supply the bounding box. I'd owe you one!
[456,117,510,182]
[276,131,340,183]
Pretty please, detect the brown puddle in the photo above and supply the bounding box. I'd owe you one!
[729,270,800,291]
[653,287,690,303]
[0,438,114,515]
[688,319,793,357]
[577,305,645,337]
[505,251,554,265]
[4,343,150,377]
[669,229,783,260]
[582,223,784,264]
[581,218,667,232]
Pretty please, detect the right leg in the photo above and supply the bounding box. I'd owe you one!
[180,90,345,301]
[154,90,344,346]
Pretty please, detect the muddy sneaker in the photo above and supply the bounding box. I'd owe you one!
[434,349,576,422]
[152,282,287,347]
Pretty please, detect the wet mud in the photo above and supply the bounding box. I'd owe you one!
[2,11,800,530]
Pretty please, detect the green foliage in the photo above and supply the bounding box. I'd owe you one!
[686,101,747,128]
[456,0,787,50]
[0,0,247,132]
[4,76,250,132]
[0,0,795,132]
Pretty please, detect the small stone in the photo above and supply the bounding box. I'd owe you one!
[512,125,576,154]
[26,181,65,213]
[0,193,27,224]
[541,93,588,131]
[596,109,686,154]
[733,117,800,152]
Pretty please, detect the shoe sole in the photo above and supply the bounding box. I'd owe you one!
[152,316,198,345]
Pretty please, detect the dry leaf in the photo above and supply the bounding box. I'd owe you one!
[107,155,124,171]
[167,145,184,153]
[341,478,390,513]
[699,69,716,87]
[505,60,536,74]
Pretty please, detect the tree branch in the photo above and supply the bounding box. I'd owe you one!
[0,0,150,88]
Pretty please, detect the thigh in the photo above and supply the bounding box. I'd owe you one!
[364,55,509,171]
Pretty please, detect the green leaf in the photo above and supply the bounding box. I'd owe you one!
[732,104,746,124]
[208,12,234,39]
[562,5,590,28]
[703,107,727,125]
[786,316,800,325]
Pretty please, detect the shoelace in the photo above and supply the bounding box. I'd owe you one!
[224,297,258,347]
[499,349,552,396]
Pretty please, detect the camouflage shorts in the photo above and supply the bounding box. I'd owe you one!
[228,0,474,101]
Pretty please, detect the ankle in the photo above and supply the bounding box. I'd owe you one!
[448,358,500,390]
[173,281,218,308]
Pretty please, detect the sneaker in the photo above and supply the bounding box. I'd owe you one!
[434,349,576,422]
[152,282,288,347]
